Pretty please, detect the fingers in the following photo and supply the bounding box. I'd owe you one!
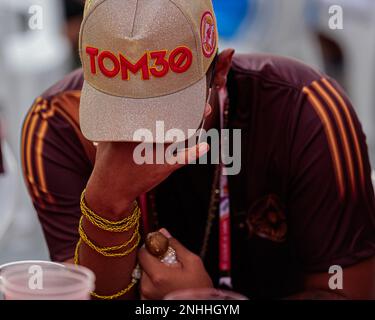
[138,246,164,276]
[139,229,209,300]
[140,271,158,300]
[167,237,197,266]
[138,228,193,277]
[159,229,200,267]
[138,243,182,300]
[169,238,203,272]
[159,228,172,239]
[138,244,181,278]
[204,103,212,118]
[174,142,210,166]
[165,141,209,168]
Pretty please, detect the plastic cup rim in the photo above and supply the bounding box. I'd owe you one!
[0,261,95,297]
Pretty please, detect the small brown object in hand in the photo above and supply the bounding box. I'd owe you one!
[145,232,169,258]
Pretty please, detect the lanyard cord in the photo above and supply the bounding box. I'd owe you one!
[200,88,232,289]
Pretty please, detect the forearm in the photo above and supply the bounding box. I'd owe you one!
[74,140,205,299]
[76,175,139,300]
[79,220,138,300]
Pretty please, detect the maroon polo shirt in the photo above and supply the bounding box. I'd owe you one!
[21,54,375,299]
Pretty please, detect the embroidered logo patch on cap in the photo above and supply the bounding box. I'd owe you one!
[201,11,217,58]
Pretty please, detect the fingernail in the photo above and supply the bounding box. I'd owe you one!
[176,147,188,155]
[199,143,209,154]
[159,228,172,239]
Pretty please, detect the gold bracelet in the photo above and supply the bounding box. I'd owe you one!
[80,189,139,230]
[78,217,141,257]
[90,280,137,300]
[81,204,141,233]
[74,238,82,265]
[74,239,138,300]
[79,217,140,252]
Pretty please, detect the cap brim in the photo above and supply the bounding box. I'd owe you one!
[80,77,207,143]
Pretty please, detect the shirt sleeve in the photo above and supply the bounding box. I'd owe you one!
[288,77,375,272]
[21,95,94,262]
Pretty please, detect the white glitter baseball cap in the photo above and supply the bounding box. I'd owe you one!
[79,0,218,143]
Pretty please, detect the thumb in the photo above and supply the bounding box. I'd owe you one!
[159,229,197,266]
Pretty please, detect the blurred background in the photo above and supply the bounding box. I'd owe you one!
[0,0,375,265]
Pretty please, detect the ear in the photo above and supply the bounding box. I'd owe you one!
[213,48,235,89]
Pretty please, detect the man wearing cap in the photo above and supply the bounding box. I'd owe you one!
[22,0,375,300]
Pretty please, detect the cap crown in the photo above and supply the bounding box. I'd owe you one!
[79,0,218,99]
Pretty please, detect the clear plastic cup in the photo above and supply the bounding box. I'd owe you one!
[0,261,95,300]
[164,288,248,300]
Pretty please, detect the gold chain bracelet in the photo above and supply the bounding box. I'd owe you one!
[90,280,137,300]
[80,189,140,232]
[75,189,142,299]
[80,189,137,224]
[74,239,138,300]
[81,204,141,233]
[78,217,141,257]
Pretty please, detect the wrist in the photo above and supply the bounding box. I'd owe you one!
[85,179,137,220]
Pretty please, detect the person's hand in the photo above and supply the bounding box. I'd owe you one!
[80,138,210,299]
[138,229,213,300]
[85,105,212,218]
